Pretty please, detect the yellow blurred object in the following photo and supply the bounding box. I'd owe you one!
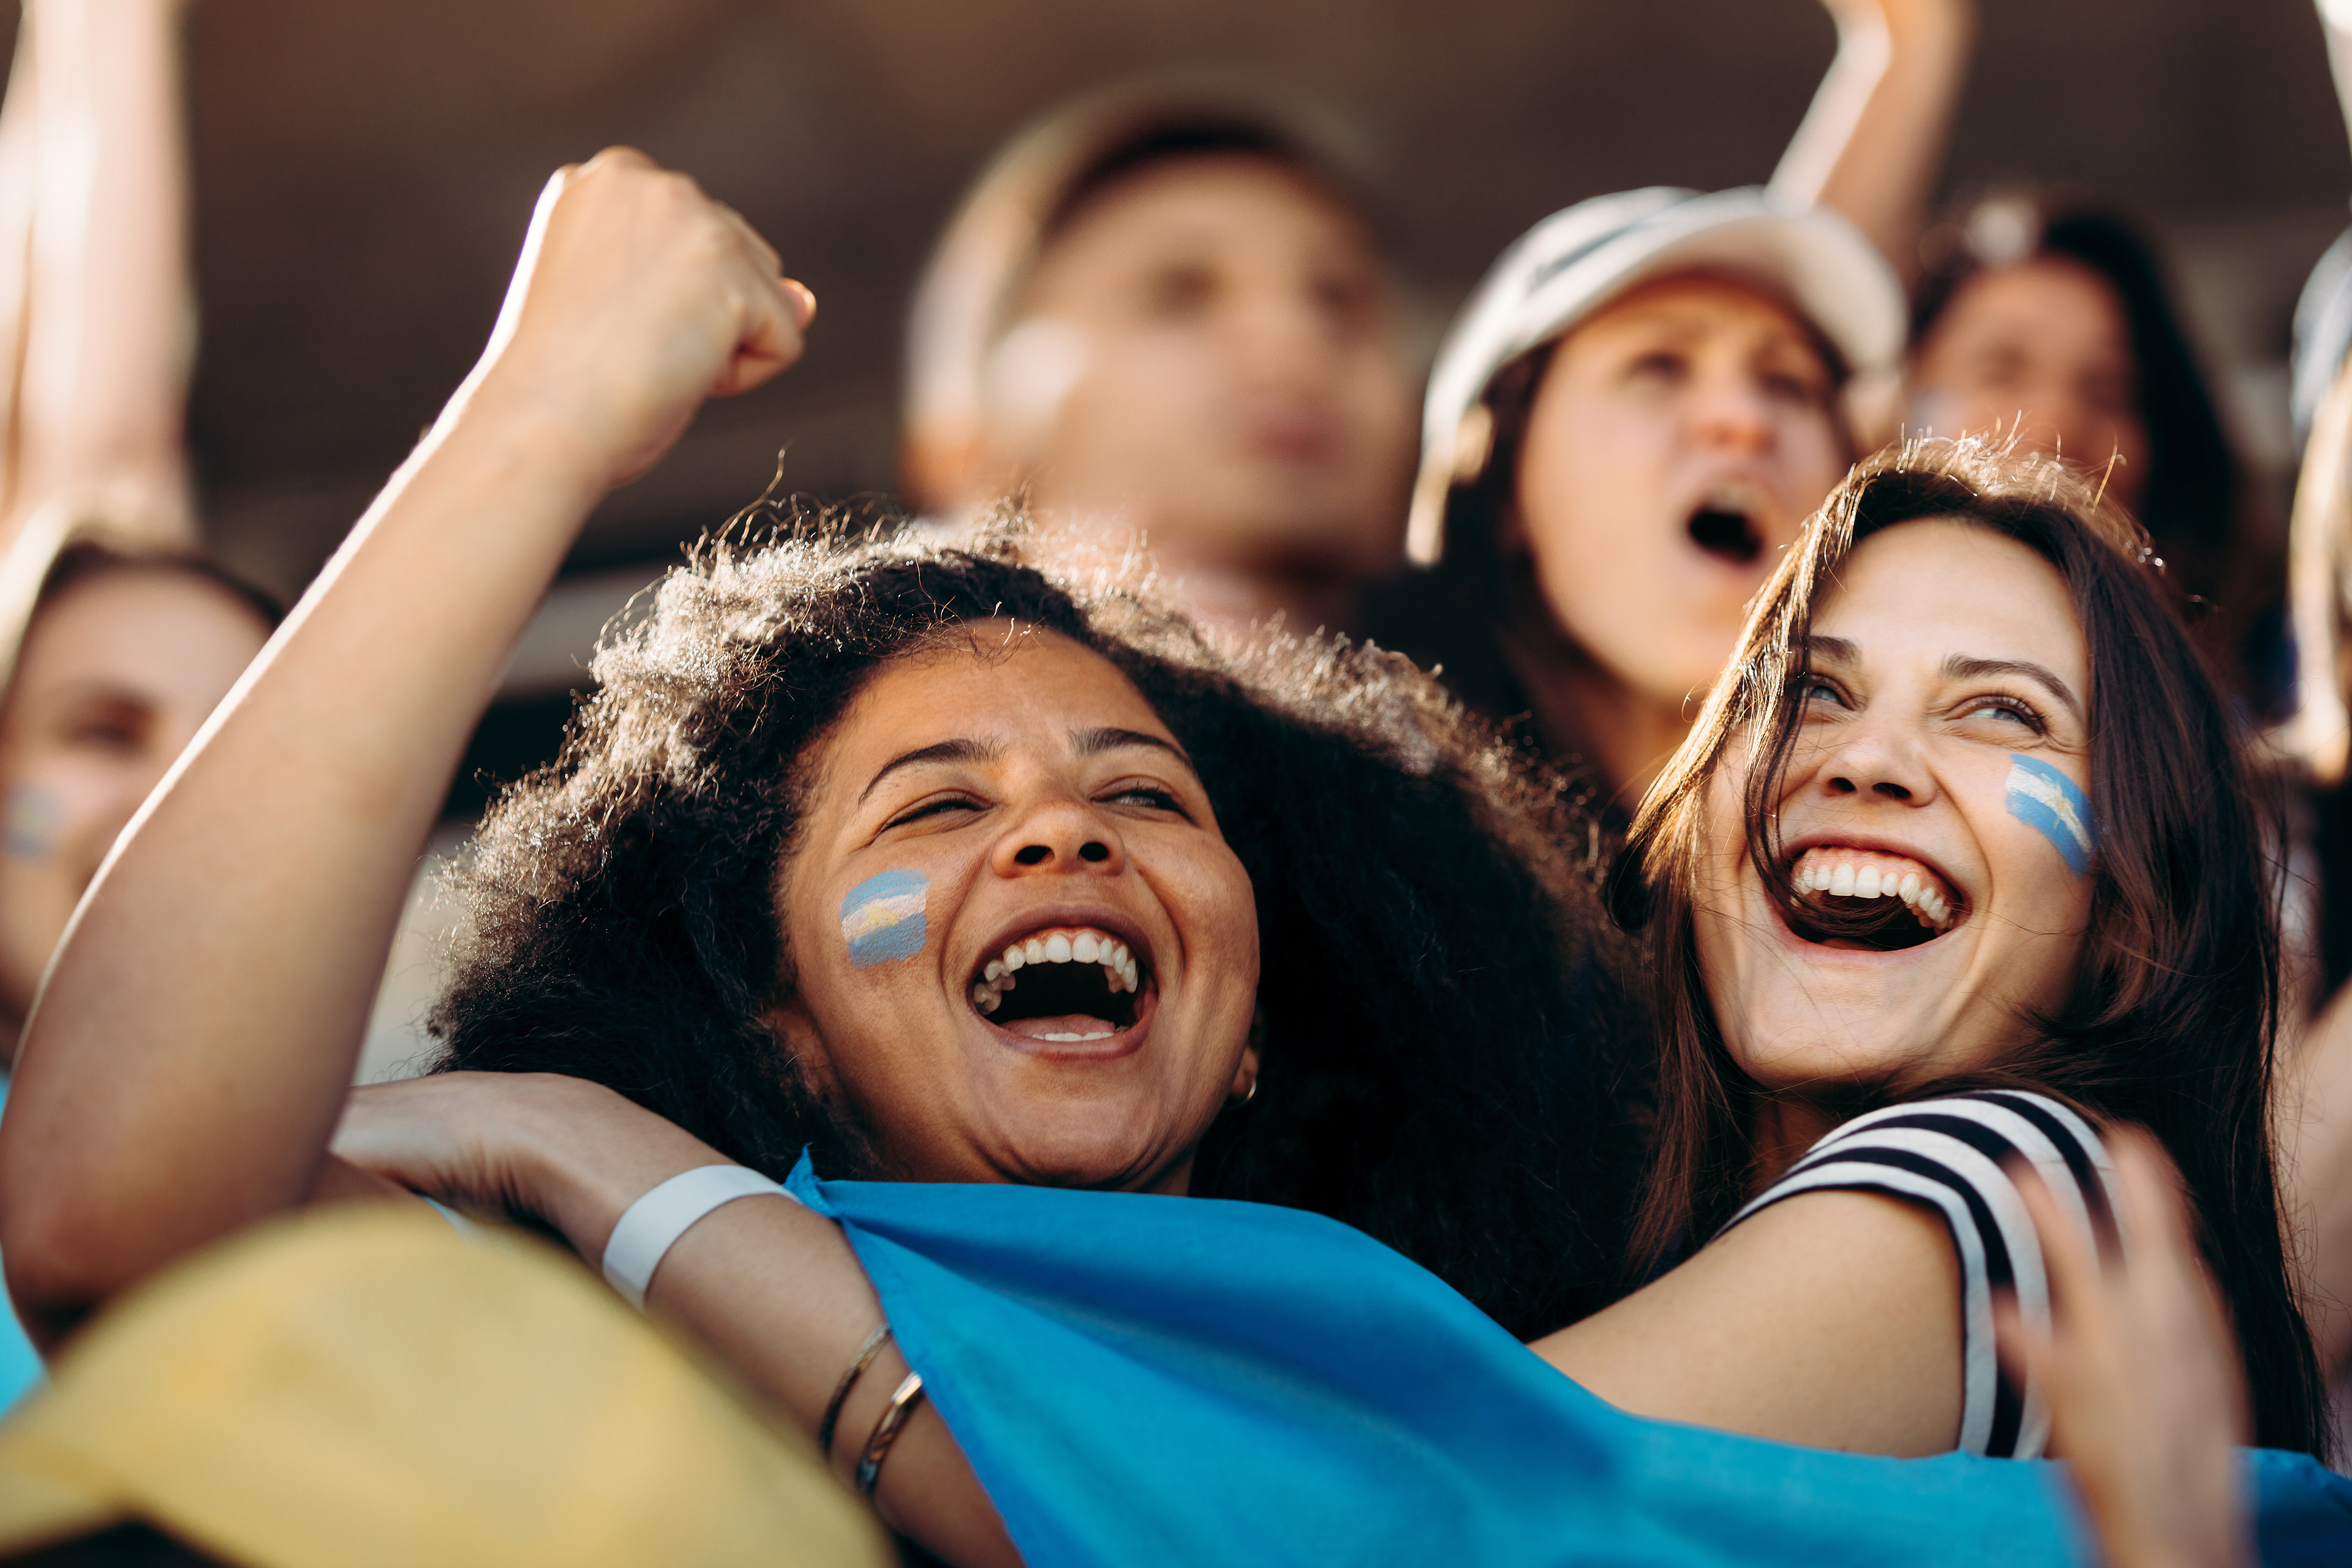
[0,1204,888,1568]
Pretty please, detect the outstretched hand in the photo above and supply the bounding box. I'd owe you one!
[458,147,816,490]
[1996,1128,2252,1568]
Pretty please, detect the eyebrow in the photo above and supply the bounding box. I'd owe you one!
[1801,637,2084,720]
[1942,655,2084,721]
[856,727,1194,805]
[858,737,1002,804]
[1073,726,1196,772]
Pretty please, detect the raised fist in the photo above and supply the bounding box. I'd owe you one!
[461,148,816,489]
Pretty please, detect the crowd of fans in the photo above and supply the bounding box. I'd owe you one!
[0,1,2345,1564]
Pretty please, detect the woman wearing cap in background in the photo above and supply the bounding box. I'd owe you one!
[0,0,279,1414]
[1368,185,1902,816]
[900,77,1416,635]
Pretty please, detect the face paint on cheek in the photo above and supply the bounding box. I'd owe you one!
[840,870,929,968]
[2005,754,2094,877]
[3,783,62,862]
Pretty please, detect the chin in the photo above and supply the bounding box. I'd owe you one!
[989,1112,1186,1193]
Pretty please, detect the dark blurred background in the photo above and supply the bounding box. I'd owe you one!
[28,0,2344,794]
[141,0,2352,576]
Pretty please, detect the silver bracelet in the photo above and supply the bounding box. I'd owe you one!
[600,1164,801,1309]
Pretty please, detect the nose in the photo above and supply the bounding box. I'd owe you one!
[1686,368,1777,456]
[1813,715,1937,807]
[989,793,1128,878]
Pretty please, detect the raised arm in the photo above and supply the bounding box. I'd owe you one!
[0,148,810,1325]
[0,0,202,547]
[1768,0,1977,283]
[2323,0,2352,163]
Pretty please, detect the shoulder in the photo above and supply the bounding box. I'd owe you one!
[1732,1089,2120,1458]
[1739,1090,2120,1254]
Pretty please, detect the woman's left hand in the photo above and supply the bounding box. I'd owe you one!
[331,1071,728,1257]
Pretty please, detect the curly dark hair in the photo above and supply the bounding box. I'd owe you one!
[428,508,1644,1338]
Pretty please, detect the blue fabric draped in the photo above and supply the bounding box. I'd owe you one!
[0,1078,43,1415]
[786,1158,2352,1567]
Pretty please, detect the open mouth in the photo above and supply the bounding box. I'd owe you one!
[970,925,1148,1043]
[1684,480,1773,566]
[1779,845,1966,952]
[1686,505,1763,565]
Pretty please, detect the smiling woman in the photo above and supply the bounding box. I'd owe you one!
[421,514,1630,1328]
[1607,437,2329,1458]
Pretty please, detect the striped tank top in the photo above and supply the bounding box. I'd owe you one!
[1719,1088,2119,1460]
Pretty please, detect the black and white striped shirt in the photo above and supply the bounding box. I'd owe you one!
[1719,1089,2120,1460]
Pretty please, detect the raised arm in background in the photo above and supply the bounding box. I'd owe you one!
[0,0,200,549]
[2321,0,2352,158]
[1767,0,1976,283]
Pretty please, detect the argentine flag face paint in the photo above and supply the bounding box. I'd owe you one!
[2005,755,2094,877]
[840,869,929,967]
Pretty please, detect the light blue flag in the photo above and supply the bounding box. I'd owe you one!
[788,1156,2351,1567]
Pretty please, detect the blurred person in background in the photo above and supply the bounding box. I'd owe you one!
[2239,0,2352,1468]
[0,0,278,1414]
[900,78,1415,633]
[1774,0,2280,709]
[1366,187,1903,817]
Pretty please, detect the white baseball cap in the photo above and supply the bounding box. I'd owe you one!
[1407,186,1906,564]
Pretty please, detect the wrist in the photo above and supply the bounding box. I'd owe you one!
[423,370,620,517]
[502,1076,728,1258]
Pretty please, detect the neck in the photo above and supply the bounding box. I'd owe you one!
[1744,1093,1844,1194]
[1498,624,1692,809]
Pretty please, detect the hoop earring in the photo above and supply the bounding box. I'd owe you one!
[1229,1076,1258,1107]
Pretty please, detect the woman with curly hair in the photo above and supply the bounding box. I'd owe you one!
[5,152,2345,1567]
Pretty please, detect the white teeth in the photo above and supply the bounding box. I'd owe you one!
[975,927,1148,1015]
[1039,1031,1115,1042]
[1793,851,1962,933]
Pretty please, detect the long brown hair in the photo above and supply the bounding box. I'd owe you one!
[1619,437,2328,1455]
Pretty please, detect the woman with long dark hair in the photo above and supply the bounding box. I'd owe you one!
[1600,437,2326,1458]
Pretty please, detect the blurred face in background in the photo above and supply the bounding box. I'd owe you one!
[1510,273,1849,774]
[0,570,269,1049]
[1908,257,2147,510]
[983,153,1414,623]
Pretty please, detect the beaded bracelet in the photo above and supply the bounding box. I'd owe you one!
[854,1371,929,1496]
